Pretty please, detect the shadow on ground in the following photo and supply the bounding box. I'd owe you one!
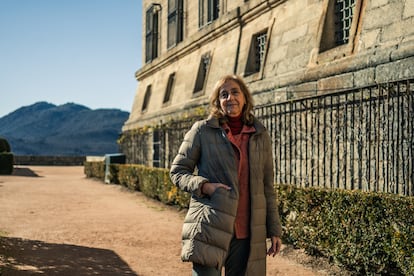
[0,237,137,276]
[11,167,40,177]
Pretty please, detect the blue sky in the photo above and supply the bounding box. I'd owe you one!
[0,0,142,117]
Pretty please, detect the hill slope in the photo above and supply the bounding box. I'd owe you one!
[0,102,129,156]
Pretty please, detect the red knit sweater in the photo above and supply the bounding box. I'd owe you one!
[223,116,256,239]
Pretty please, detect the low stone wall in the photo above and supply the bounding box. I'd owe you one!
[14,155,86,166]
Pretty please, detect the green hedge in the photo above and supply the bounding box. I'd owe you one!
[0,153,14,175]
[278,185,414,275]
[84,162,190,209]
[116,164,191,209]
[84,161,414,275]
[0,137,13,175]
[83,161,105,180]
[0,137,11,153]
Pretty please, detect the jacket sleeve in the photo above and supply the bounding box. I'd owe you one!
[169,122,209,197]
[263,130,283,238]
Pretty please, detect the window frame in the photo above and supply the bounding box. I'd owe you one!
[315,0,363,64]
[167,0,184,49]
[152,129,161,167]
[141,85,152,112]
[145,4,160,63]
[244,29,269,77]
[193,53,211,95]
[163,72,176,104]
[199,0,219,28]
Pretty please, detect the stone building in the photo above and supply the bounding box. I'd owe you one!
[123,0,413,131]
[120,0,414,194]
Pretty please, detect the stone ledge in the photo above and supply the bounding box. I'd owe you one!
[14,155,86,166]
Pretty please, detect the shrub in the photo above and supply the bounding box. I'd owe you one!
[83,161,105,180]
[0,137,13,175]
[118,164,140,191]
[278,185,414,275]
[84,162,190,209]
[0,153,13,175]
[0,137,11,153]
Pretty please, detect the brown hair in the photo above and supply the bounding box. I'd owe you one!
[209,75,255,125]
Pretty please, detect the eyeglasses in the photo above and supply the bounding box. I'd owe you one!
[219,90,241,100]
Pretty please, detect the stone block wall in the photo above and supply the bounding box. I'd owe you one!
[124,0,414,132]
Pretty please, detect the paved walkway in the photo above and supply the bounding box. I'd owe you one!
[0,166,324,275]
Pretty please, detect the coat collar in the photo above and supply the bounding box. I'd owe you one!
[206,115,266,134]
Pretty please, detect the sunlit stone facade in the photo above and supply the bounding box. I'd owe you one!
[123,0,414,131]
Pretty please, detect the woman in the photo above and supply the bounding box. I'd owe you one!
[170,75,282,275]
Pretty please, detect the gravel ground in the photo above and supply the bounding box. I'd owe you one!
[0,166,345,275]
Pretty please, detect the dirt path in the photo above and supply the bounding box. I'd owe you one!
[0,166,331,275]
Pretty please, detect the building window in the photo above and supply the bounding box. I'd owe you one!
[142,85,152,112]
[163,73,176,104]
[320,0,357,52]
[245,30,267,76]
[145,4,160,63]
[199,0,219,28]
[194,53,211,93]
[153,129,161,167]
[168,0,184,48]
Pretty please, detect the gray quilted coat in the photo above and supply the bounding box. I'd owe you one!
[170,116,282,275]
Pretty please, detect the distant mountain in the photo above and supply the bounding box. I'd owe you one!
[0,101,130,156]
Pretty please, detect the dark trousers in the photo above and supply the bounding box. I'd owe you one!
[192,237,250,276]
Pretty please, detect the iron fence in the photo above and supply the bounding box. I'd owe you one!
[256,79,413,196]
[121,78,414,196]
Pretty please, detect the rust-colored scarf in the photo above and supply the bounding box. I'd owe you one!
[227,114,243,135]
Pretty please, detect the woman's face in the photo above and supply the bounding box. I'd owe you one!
[219,80,246,118]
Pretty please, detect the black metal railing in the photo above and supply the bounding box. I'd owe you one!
[121,78,413,196]
[256,79,413,196]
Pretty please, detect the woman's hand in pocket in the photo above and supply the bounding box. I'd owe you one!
[201,182,231,196]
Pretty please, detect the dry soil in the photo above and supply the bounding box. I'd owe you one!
[0,166,342,275]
